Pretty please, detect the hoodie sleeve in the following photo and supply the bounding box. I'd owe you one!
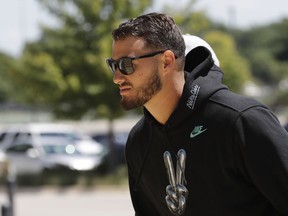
[125,119,160,216]
[234,105,288,214]
[127,169,159,216]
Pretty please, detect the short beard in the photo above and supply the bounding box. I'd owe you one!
[121,69,162,110]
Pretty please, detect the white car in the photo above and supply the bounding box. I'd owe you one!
[0,123,97,149]
[0,123,107,175]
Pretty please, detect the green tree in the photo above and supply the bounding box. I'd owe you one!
[163,0,212,35]
[232,19,288,85]
[16,0,152,171]
[204,31,251,93]
[20,0,151,120]
[165,1,252,93]
[232,19,288,108]
[0,53,22,103]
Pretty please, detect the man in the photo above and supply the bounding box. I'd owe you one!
[106,12,288,216]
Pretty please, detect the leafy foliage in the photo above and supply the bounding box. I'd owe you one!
[19,0,151,119]
[167,2,252,93]
[0,0,287,118]
[203,31,251,93]
[231,18,288,108]
[0,53,23,102]
[232,18,288,85]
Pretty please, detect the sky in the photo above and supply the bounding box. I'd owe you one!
[1,0,288,57]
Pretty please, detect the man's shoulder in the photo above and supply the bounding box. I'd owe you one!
[209,89,266,113]
[204,89,272,126]
[127,116,150,145]
[129,116,146,134]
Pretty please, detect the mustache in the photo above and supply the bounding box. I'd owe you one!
[119,81,132,87]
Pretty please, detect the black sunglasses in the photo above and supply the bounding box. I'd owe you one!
[106,50,167,75]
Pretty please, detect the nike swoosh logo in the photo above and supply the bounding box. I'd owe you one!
[190,128,207,138]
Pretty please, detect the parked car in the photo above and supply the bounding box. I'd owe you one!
[91,132,128,164]
[0,123,99,149]
[0,123,108,175]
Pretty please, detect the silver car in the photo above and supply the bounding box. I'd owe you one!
[0,123,107,175]
[5,136,108,175]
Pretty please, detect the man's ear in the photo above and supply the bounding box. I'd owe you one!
[163,50,176,69]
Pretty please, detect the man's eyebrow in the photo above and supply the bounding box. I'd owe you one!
[113,54,136,61]
[111,54,130,61]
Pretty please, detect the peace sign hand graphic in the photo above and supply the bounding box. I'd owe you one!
[163,149,188,216]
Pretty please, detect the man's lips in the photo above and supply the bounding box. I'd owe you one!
[119,85,132,94]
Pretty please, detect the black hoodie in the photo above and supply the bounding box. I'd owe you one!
[125,47,288,216]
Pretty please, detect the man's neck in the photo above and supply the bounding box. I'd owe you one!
[144,74,185,125]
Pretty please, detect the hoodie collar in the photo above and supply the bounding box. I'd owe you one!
[144,46,227,128]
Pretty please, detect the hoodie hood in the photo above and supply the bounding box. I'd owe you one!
[183,34,220,67]
[144,46,227,128]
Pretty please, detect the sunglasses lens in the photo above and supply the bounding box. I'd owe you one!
[106,59,116,73]
[106,57,135,75]
[119,58,134,75]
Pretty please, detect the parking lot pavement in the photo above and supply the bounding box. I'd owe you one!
[0,186,134,216]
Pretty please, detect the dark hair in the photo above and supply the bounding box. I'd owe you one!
[112,13,185,68]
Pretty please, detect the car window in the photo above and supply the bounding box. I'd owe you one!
[0,132,7,142]
[3,132,32,142]
[0,131,32,143]
[6,144,33,153]
[13,132,20,140]
[0,132,17,142]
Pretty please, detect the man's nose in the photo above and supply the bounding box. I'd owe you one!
[113,69,125,85]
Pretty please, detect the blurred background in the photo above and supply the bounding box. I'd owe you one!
[0,0,288,215]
